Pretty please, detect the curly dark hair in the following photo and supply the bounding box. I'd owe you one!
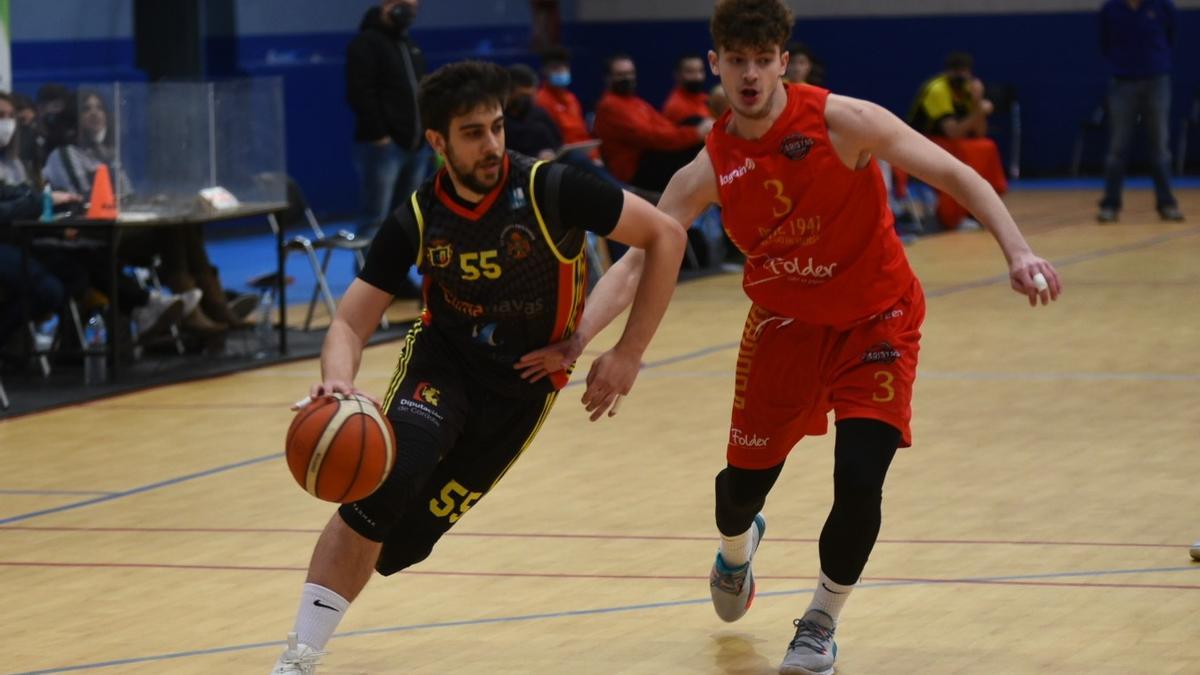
[419,60,511,137]
[710,0,794,53]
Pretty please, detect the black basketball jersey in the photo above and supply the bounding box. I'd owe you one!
[409,151,588,396]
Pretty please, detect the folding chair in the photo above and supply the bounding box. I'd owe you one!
[262,176,386,332]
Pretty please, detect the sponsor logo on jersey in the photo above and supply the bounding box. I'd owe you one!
[491,298,546,317]
[861,341,902,364]
[501,224,535,261]
[509,186,529,210]
[878,308,905,322]
[719,158,757,186]
[472,322,502,347]
[780,133,814,160]
[441,286,484,317]
[761,255,838,280]
[427,239,454,268]
[413,382,441,406]
[730,427,770,448]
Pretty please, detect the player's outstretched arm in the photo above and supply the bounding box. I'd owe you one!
[826,94,1062,307]
[308,278,392,405]
[571,185,689,420]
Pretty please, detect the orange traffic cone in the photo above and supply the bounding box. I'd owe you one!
[86,164,117,220]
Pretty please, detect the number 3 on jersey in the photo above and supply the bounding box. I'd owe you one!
[460,250,502,281]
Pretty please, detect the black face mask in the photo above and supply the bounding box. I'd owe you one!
[610,78,636,96]
[682,79,706,94]
[388,4,415,31]
[948,75,968,91]
[507,96,532,118]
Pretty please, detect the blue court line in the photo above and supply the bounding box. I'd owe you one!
[14,564,1199,674]
[0,489,117,496]
[0,453,280,526]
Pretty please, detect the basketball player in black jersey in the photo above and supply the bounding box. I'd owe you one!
[270,61,686,674]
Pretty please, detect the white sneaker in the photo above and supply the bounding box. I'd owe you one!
[131,292,185,341]
[177,288,203,316]
[270,632,325,675]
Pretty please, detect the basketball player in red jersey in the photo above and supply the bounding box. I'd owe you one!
[517,1,1062,672]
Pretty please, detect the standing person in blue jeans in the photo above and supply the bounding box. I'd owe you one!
[347,0,431,245]
[1098,0,1184,223]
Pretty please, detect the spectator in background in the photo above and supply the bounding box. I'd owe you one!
[11,93,39,181]
[1098,0,1183,223]
[535,46,601,162]
[504,64,563,160]
[908,52,1007,229]
[43,91,244,337]
[662,55,712,125]
[347,0,429,238]
[785,42,825,86]
[0,93,29,187]
[593,53,711,191]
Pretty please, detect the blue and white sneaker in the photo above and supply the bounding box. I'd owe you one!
[709,513,766,622]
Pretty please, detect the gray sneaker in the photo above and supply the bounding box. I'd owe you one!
[1159,205,1185,222]
[1097,207,1118,223]
[780,609,837,675]
[709,513,766,622]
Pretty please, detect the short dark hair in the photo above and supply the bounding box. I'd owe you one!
[605,53,634,76]
[539,46,571,69]
[36,83,71,106]
[710,0,793,53]
[11,92,35,112]
[787,42,813,60]
[419,60,511,137]
[508,63,539,90]
[945,51,974,71]
[675,54,704,72]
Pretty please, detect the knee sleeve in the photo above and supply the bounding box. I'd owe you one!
[715,462,784,536]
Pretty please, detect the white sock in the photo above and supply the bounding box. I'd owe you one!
[292,583,350,650]
[806,571,854,623]
[719,520,758,567]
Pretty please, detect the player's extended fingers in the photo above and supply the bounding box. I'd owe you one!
[309,382,325,399]
[589,391,620,422]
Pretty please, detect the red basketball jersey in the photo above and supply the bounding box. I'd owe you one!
[706,83,915,327]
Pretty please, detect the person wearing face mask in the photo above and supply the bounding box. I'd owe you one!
[593,53,713,191]
[534,46,600,162]
[346,0,429,242]
[662,54,714,126]
[503,64,563,160]
[907,52,1007,230]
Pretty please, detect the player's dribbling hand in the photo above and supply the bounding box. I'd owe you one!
[581,346,641,422]
[1009,253,1062,307]
[292,381,381,410]
[515,333,585,383]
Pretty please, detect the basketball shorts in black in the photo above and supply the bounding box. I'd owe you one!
[338,322,558,575]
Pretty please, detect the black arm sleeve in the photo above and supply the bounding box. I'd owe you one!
[357,201,420,296]
[532,162,625,243]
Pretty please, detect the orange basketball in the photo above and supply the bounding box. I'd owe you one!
[285,393,396,503]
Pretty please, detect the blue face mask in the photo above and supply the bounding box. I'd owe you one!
[548,71,572,88]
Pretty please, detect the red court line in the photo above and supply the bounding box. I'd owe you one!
[2,561,1199,590]
[0,525,1184,550]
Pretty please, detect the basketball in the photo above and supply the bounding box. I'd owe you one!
[285,393,396,503]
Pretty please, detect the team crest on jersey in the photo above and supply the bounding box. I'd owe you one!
[509,186,529,210]
[501,224,535,260]
[413,382,441,406]
[780,133,814,161]
[426,239,454,268]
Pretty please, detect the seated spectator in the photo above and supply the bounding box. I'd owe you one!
[908,51,1007,229]
[593,53,710,191]
[786,42,825,86]
[504,64,562,160]
[535,46,600,162]
[43,90,249,337]
[0,93,28,187]
[10,93,39,181]
[662,55,712,125]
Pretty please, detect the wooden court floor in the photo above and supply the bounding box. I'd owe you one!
[2,188,1198,674]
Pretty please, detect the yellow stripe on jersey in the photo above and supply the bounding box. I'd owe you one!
[410,191,426,268]
[529,160,583,265]
[382,320,424,411]
[487,392,558,491]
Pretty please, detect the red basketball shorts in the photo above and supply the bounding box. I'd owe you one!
[727,278,925,469]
